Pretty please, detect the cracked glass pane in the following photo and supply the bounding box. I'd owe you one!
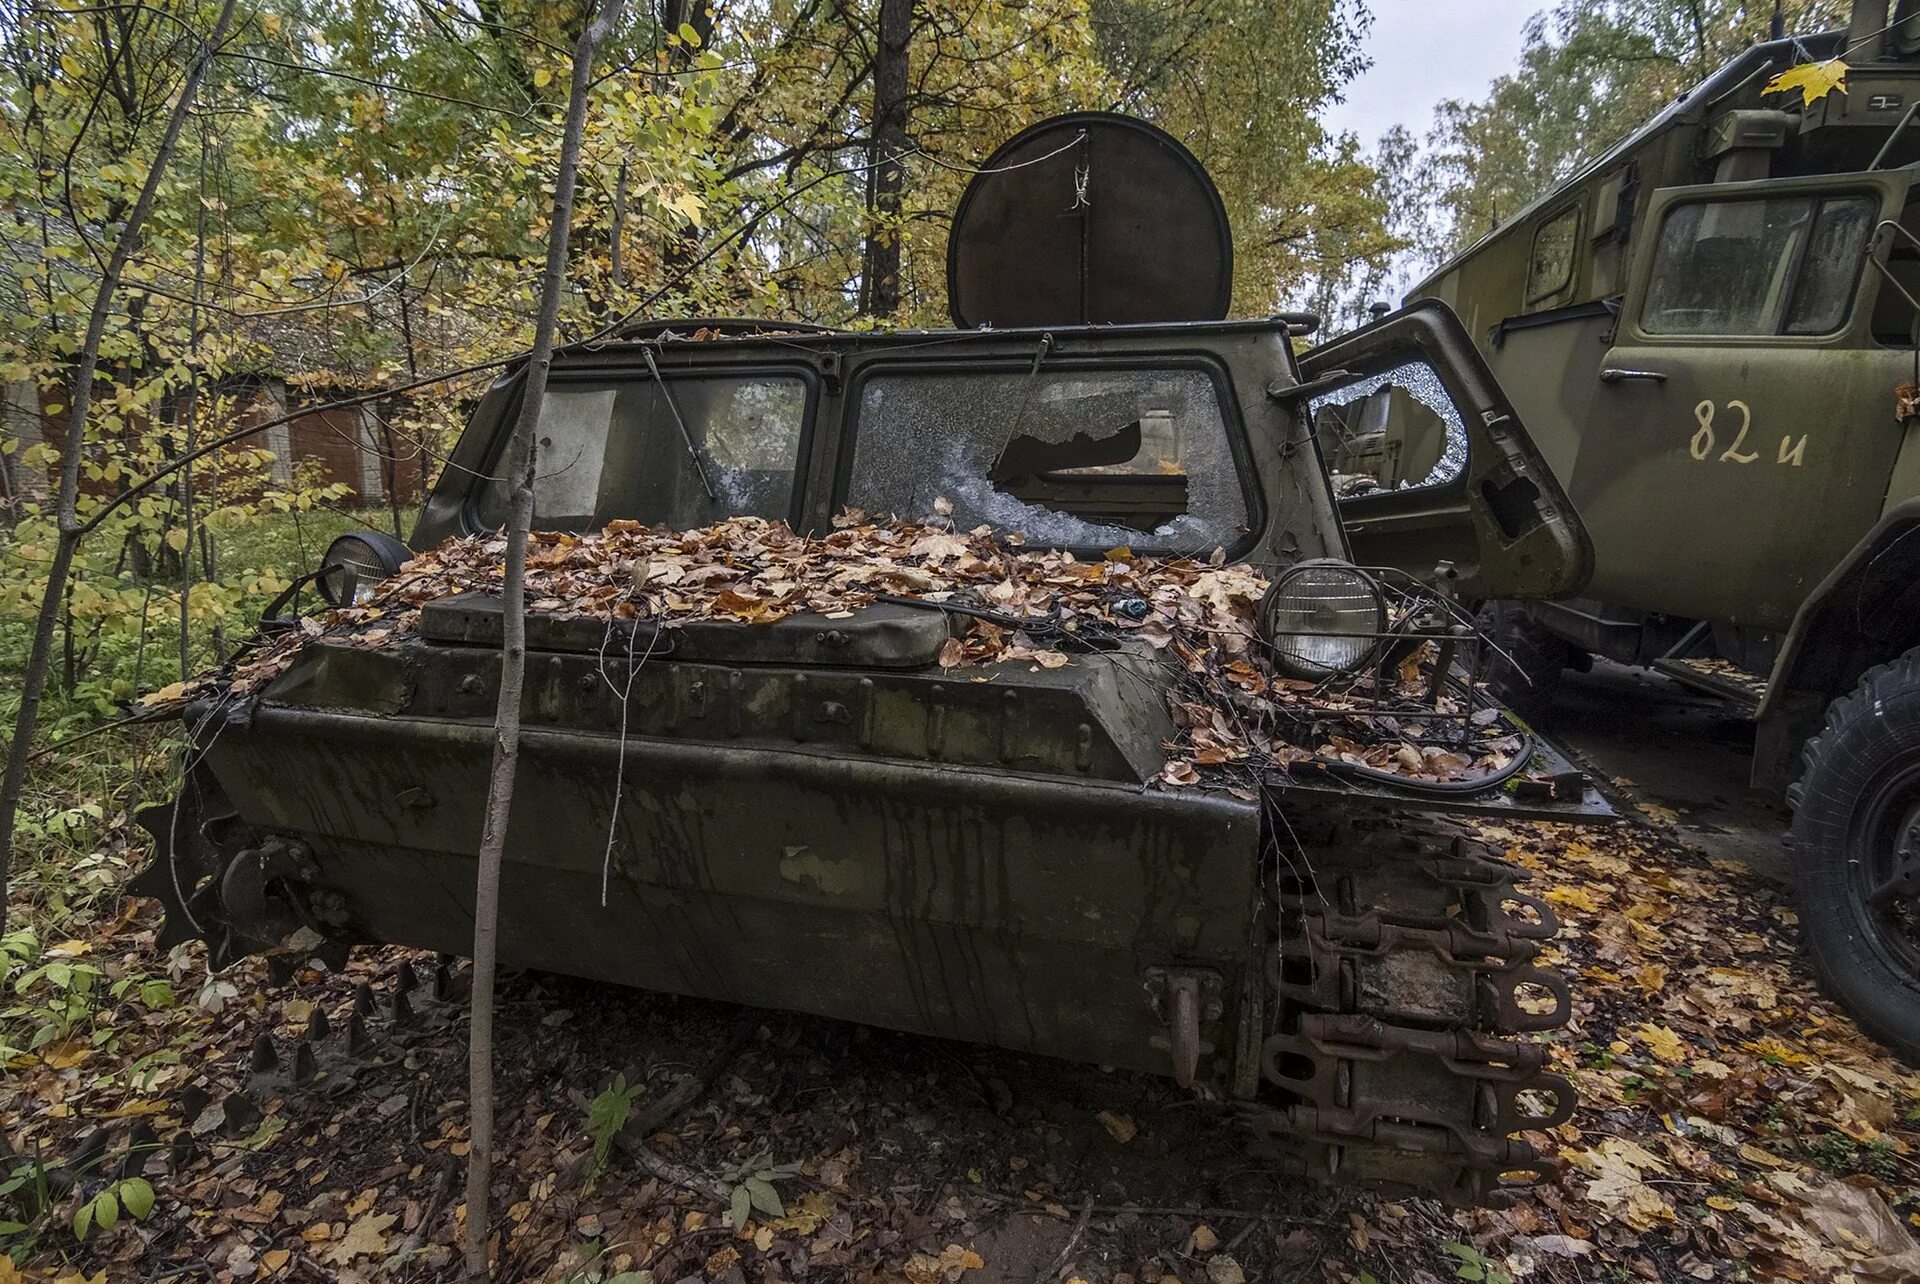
[847,366,1250,553]
[476,375,808,529]
[1308,360,1467,498]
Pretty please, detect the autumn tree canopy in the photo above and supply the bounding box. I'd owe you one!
[1418,0,1851,263]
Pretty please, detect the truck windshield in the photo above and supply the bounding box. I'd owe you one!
[844,365,1252,555]
[1642,194,1875,336]
[473,373,810,530]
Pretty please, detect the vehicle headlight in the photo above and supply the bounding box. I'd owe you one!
[1260,559,1386,680]
[317,531,412,606]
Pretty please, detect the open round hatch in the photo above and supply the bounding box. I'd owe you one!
[947,112,1233,329]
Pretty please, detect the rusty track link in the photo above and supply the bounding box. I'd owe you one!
[1246,815,1575,1206]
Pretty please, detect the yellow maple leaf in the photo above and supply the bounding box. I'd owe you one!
[1634,1022,1689,1064]
[1544,884,1604,914]
[1632,963,1667,997]
[1764,58,1849,106]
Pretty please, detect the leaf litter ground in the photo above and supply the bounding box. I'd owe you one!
[4,794,1916,1282]
[18,517,1920,1281]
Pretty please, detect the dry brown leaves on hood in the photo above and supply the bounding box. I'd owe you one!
[145,515,1523,787]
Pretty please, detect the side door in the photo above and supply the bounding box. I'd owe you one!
[1573,172,1913,632]
[1299,300,1594,601]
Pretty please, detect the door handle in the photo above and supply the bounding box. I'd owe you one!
[1599,367,1668,383]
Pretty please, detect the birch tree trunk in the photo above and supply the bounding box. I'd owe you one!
[0,0,237,936]
[463,0,627,1275]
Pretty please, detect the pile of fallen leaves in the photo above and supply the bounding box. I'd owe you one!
[5,810,1916,1283]
[1452,814,1920,1282]
[150,513,1521,786]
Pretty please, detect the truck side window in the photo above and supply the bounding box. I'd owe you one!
[473,374,809,530]
[1526,207,1579,303]
[1642,194,1874,336]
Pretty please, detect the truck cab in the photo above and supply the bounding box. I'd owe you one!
[1412,1,1920,1064]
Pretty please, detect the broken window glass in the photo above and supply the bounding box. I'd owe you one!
[474,374,809,530]
[1308,360,1468,498]
[846,366,1249,553]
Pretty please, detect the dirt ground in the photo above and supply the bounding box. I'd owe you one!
[5,670,1918,1284]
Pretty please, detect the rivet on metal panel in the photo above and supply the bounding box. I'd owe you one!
[459,673,483,696]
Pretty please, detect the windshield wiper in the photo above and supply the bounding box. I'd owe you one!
[643,347,717,501]
[1003,332,1054,443]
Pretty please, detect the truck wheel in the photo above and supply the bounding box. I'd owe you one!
[1473,601,1570,724]
[1790,651,1920,1066]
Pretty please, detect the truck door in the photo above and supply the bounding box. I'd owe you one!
[1574,172,1914,632]
[1300,300,1594,601]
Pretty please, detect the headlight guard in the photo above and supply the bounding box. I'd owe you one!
[1259,558,1387,680]
[317,530,412,606]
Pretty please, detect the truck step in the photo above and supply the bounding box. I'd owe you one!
[1651,656,1768,713]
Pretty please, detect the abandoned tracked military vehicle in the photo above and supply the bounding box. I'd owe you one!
[136,116,1609,1205]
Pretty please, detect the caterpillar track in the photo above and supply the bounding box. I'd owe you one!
[1245,811,1575,1206]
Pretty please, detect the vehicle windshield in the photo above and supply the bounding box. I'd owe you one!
[844,364,1252,555]
[1641,193,1875,336]
[473,373,810,530]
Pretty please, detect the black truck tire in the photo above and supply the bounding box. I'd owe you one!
[1789,651,1920,1066]
[1473,601,1572,725]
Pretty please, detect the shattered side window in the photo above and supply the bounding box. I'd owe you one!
[474,374,809,530]
[846,366,1251,554]
[1308,360,1468,498]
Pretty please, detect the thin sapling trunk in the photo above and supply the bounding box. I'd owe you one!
[0,0,238,936]
[462,0,627,1276]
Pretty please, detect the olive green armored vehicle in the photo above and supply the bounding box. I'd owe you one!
[136,116,1607,1205]
[1410,2,1920,1063]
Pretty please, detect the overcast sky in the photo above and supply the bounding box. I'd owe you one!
[1321,0,1544,147]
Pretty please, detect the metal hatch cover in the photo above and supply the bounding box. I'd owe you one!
[947,112,1233,329]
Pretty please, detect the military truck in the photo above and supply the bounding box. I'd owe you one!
[135,116,1610,1204]
[1411,2,1920,1062]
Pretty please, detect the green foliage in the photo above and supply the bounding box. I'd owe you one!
[1422,2,1851,260]
[583,1072,643,1179]
[720,1153,799,1228]
[1442,1240,1513,1284]
[1808,1130,1902,1181]
[73,1176,155,1241]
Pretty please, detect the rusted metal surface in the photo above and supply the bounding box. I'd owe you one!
[1249,811,1574,1205]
